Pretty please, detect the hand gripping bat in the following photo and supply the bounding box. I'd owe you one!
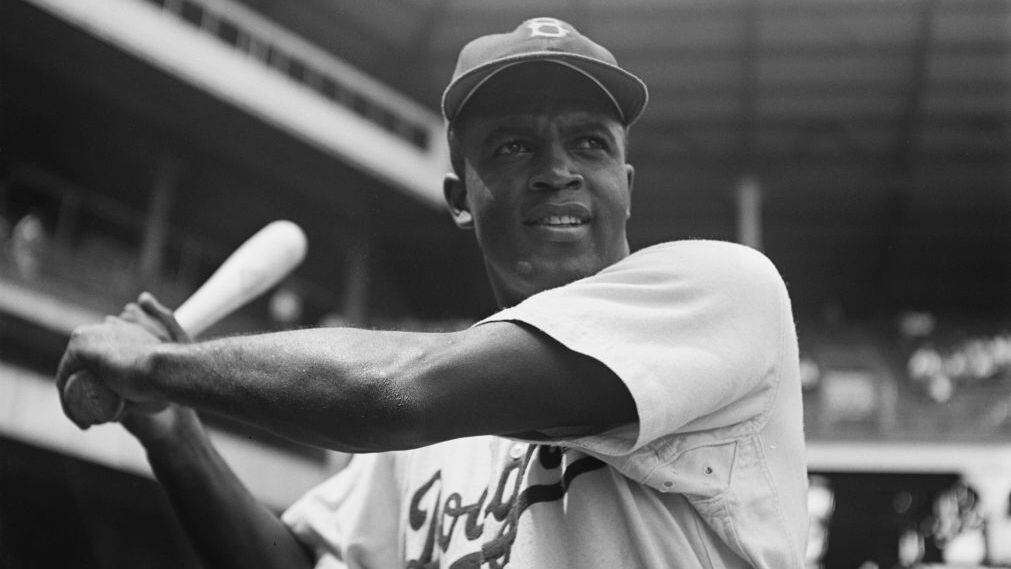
[62,220,308,428]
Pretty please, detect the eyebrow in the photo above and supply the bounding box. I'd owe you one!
[476,114,621,142]
[559,118,619,140]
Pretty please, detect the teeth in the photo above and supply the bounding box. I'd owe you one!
[539,215,585,226]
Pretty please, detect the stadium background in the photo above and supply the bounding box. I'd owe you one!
[1,0,1009,567]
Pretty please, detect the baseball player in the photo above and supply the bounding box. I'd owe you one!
[58,17,808,568]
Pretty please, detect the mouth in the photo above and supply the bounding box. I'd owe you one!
[523,202,592,226]
[524,214,589,228]
[522,203,592,242]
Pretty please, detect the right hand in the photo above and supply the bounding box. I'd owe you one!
[116,292,201,445]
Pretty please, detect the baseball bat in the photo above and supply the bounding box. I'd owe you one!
[63,220,308,428]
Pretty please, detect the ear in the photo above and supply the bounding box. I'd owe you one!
[443,173,473,229]
[624,164,635,219]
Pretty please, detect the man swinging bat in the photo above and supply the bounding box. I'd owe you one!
[57,17,809,569]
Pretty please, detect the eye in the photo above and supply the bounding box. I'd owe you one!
[494,140,533,156]
[573,136,609,151]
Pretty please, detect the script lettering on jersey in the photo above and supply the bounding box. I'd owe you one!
[406,445,606,568]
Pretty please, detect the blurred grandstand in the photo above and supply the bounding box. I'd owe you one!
[1,0,1009,567]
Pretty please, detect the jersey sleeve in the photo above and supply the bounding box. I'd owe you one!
[282,452,404,569]
[477,240,791,456]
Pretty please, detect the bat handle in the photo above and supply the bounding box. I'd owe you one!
[63,370,126,428]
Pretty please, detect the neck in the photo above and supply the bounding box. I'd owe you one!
[487,246,631,309]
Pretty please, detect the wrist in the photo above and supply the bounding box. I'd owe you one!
[141,342,182,401]
[126,404,204,453]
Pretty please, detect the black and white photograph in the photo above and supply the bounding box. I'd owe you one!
[1,1,1009,568]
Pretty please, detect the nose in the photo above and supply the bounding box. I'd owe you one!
[528,145,583,192]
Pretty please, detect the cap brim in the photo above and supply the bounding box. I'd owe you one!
[442,52,649,126]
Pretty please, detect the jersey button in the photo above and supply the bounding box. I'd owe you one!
[510,444,525,459]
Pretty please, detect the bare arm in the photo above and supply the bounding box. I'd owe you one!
[111,299,313,569]
[124,407,313,569]
[59,314,636,453]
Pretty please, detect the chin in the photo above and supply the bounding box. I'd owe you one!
[489,247,619,305]
[523,256,601,288]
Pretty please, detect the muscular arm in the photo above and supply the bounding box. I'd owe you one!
[55,298,636,567]
[103,299,313,569]
[64,319,637,453]
[124,408,313,569]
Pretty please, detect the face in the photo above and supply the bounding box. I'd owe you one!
[445,65,635,306]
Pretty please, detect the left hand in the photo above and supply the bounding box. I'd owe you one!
[56,315,165,406]
[117,293,201,444]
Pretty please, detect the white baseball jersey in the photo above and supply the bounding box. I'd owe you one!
[283,240,809,568]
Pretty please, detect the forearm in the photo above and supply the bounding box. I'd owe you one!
[143,328,438,452]
[138,411,313,569]
[119,321,633,454]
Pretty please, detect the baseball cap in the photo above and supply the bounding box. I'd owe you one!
[442,17,649,126]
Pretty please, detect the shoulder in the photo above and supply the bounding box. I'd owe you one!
[609,239,785,292]
[630,239,775,267]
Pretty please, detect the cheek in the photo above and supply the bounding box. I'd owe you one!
[595,171,633,216]
[463,182,511,253]
[466,171,521,226]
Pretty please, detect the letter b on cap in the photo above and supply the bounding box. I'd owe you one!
[527,18,569,38]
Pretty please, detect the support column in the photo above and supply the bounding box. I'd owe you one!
[54,190,82,253]
[139,155,179,288]
[0,179,8,216]
[736,176,762,251]
[0,179,10,241]
[341,221,372,326]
